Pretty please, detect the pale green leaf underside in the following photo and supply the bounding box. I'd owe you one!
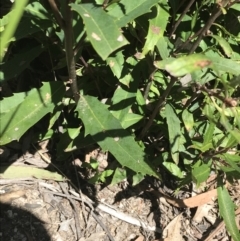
[77,95,159,177]
[0,166,65,181]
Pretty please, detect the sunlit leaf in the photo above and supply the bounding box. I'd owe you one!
[0,82,65,145]
[71,3,129,60]
[76,95,159,177]
[218,185,240,241]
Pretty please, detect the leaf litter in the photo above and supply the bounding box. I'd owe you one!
[1,145,240,241]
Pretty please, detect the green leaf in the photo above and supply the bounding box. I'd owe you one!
[110,85,136,122]
[14,17,52,42]
[132,172,145,186]
[192,163,211,185]
[108,0,160,28]
[165,103,185,164]
[99,170,114,183]
[206,55,240,76]
[0,45,44,82]
[76,95,159,177]
[165,54,212,77]
[121,113,143,129]
[0,166,65,181]
[107,51,125,79]
[0,92,27,114]
[156,36,170,59]
[203,122,215,150]
[142,3,169,56]
[219,154,240,174]
[163,161,184,178]
[210,35,233,57]
[111,168,127,185]
[218,185,240,241]
[0,82,65,145]
[24,1,51,20]
[71,3,128,60]
[182,109,194,132]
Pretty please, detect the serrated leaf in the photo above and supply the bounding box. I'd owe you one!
[142,2,169,56]
[76,95,159,177]
[0,166,65,181]
[0,82,65,145]
[0,46,44,82]
[165,103,185,164]
[217,185,240,241]
[71,3,128,60]
[192,163,210,185]
[108,0,160,28]
[165,54,212,77]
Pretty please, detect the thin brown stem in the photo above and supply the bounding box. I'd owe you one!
[48,0,65,29]
[189,5,222,54]
[170,0,196,37]
[138,77,177,140]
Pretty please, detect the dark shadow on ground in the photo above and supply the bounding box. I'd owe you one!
[0,202,51,241]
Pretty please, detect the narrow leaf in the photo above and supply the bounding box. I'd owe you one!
[210,35,233,57]
[77,95,159,177]
[165,54,212,77]
[0,166,65,181]
[218,185,240,241]
[207,55,240,76]
[165,103,185,164]
[203,122,215,150]
[71,3,128,60]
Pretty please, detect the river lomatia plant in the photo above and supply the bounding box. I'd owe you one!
[1,0,240,239]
